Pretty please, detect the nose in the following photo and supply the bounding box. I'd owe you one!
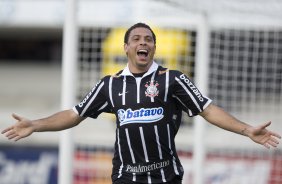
[139,38,146,45]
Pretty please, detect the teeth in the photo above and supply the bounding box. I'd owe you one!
[138,49,148,53]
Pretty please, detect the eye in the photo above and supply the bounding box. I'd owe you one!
[132,36,139,41]
[145,36,153,43]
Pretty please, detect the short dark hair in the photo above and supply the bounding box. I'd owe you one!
[124,22,156,44]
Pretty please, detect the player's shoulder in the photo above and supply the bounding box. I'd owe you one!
[157,65,168,75]
[101,70,124,81]
[100,75,111,82]
[161,68,185,78]
[96,75,114,86]
[163,69,193,83]
[156,65,180,74]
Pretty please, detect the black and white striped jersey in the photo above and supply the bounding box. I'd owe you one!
[73,62,212,183]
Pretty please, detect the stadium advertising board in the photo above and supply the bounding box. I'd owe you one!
[0,146,58,184]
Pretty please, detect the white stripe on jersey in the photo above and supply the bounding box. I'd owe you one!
[125,128,136,163]
[109,76,114,107]
[147,172,152,184]
[98,101,108,111]
[117,128,123,178]
[125,128,137,182]
[139,127,151,183]
[81,81,104,116]
[167,124,171,151]
[122,76,127,105]
[161,169,166,183]
[204,97,213,109]
[175,77,202,112]
[150,71,157,102]
[72,106,79,114]
[154,125,167,183]
[164,71,169,102]
[133,173,136,182]
[136,78,142,104]
[154,125,163,159]
[172,94,193,116]
[139,127,149,162]
[167,124,179,175]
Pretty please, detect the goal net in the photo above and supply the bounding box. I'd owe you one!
[209,29,282,116]
[72,2,282,184]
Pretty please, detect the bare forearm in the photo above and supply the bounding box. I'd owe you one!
[199,104,281,149]
[200,104,251,136]
[32,109,84,132]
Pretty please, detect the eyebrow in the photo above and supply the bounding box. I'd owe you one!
[131,35,153,39]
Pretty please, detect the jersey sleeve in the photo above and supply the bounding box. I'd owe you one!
[172,71,212,117]
[73,77,112,119]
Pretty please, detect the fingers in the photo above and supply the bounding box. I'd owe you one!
[2,128,23,141]
[12,113,22,121]
[260,121,271,129]
[2,113,23,132]
[1,113,23,134]
[270,131,282,139]
[1,114,21,140]
[263,143,270,149]
[14,136,23,142]
[2,113,29,142]
[1,126,13,134]
[7,133,18,140]
[267,137,280,148]
[3,129,18,141]
[2,128,16,138]
[7,135,22,142]
[257,122,281,149]
[261,134,280,149]
[5,129,16,138]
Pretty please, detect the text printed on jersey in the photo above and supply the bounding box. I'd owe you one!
[117,107,164,126]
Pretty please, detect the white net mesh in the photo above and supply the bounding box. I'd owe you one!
[209,29,282,116]
[204,28,282,184]
[77,27,110,99]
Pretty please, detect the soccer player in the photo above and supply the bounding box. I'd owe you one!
[2,23,281,184]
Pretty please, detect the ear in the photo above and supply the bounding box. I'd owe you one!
[124,43,128,55]
[152,44,156,54]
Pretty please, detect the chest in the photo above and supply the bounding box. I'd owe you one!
[109,75,171,109]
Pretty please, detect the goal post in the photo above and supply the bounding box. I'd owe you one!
[60,0,78,184]
[193,13,211,184]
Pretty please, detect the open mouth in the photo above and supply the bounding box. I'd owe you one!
[137,49,149,58]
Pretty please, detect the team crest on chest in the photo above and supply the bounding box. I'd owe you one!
[145,80,159,98]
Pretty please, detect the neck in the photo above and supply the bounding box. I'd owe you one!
[128,61,153,74]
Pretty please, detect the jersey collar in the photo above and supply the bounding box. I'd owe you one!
[119,61,159,78]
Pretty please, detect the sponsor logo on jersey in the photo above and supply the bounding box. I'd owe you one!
[179,74,204,102]
[117,107,164,126]
[145,80,159,98]
[78,80,102,107]
[118,91,128,96]
[125,160,170,173]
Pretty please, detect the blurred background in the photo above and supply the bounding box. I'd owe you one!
[0,0,281,184]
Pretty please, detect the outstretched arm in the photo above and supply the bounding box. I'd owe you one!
[199,104,281,149]
[1,109,84,141]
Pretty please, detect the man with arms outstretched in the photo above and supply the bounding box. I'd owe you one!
[2,23,281,184]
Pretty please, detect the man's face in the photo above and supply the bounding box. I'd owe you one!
[124,27,156,73]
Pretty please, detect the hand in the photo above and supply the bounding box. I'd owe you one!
[1,113,35,141]
[247,121,281,149]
